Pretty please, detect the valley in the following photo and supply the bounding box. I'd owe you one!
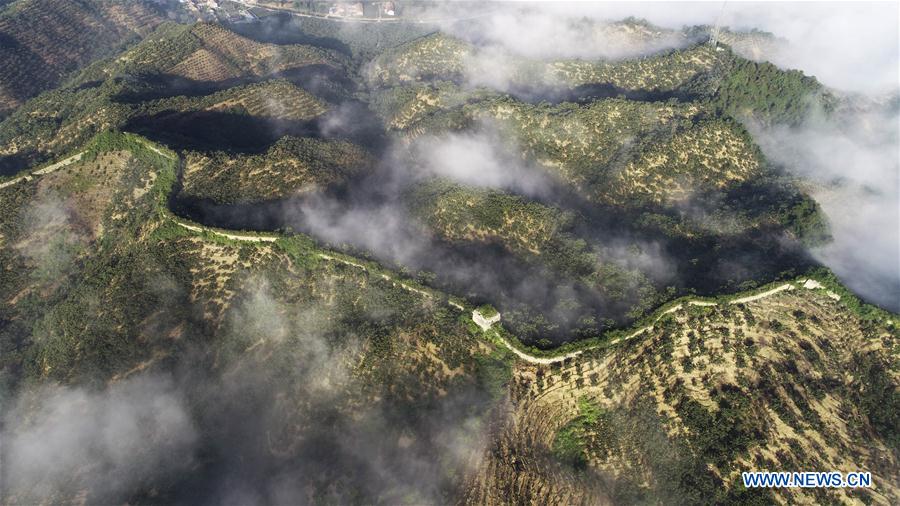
[1,124,895,504]
[0,3,897,505]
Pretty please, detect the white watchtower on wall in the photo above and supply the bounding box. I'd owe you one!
[473,306,501,331]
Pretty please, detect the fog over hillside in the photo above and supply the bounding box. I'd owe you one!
[753,106,900,311]
[417,1,900,310]
[429,1,899,94]
[0,1,898,505]
[166,1,900,329]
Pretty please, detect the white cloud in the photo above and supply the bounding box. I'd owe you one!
[752,106,900,310]
[409,127,555,196]
[434,1,899,94]
[2,374,198,503]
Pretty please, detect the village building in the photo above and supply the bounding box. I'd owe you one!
[329,2,364,17]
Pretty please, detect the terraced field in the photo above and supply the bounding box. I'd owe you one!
[142,79,328,121]
[168,23,345,82]
[98,22,348,82]
[0,0,164,116]
[0,74,335,176]
[0,18,358,175]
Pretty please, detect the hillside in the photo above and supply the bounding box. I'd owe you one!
[0,9,895,506]
[180,136,375,205]
[387,85,826,344]
[345,24,835,345]
[410,181,575,257]
[469,278,898,505]
[369,32,831,125]
[376,83,819,208]
[1,133,895,505]
[0,133,505,504]
[406,181,662,342]
[97,22,349,85]
[0,0,165,117]
[0,22,355,176]
[367,33,722,95]
[0,78,325,174]
[0,15,833,349]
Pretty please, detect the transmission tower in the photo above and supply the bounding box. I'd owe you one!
[710,0,728,47]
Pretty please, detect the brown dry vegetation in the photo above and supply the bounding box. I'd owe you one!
[0,130,895,505]
[0,20,349,175]
[36,150,135,239]
[548,44,720,91]
[367,33,473,86]
[199,79,327,119]
[389,90,767,207]
[413,183,569,256]
[166,23,342,82]
[607,120,762,205]
[467,289,899,505]
[0,10,890,504]
[368,32,724,93]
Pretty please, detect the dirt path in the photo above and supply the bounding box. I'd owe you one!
[729,283,794,304]
[33,152,85,175]
[3,139,836,368]
[0,174,33,190]
[495,281,828,365]
[318,253,366,270]
[174,220,278,242]
[139,141,175,160]
[1,139,167,192]
[496,335,586,364]
[164,172,829,366]
[175,221,438,302]
[0,152,84,190]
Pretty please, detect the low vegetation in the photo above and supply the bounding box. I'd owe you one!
[483,285,899,505]
[0,0,165,116]
[0,10,891,506]
[181,135,374,204]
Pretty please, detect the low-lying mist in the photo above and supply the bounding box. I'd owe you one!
[4,3,898,505]
[753,103,900,311]
[2,276,497,505]
[174,115,816,346]
[424,1,899,95]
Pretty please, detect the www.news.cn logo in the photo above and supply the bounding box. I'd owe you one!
[742,471,872,488]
